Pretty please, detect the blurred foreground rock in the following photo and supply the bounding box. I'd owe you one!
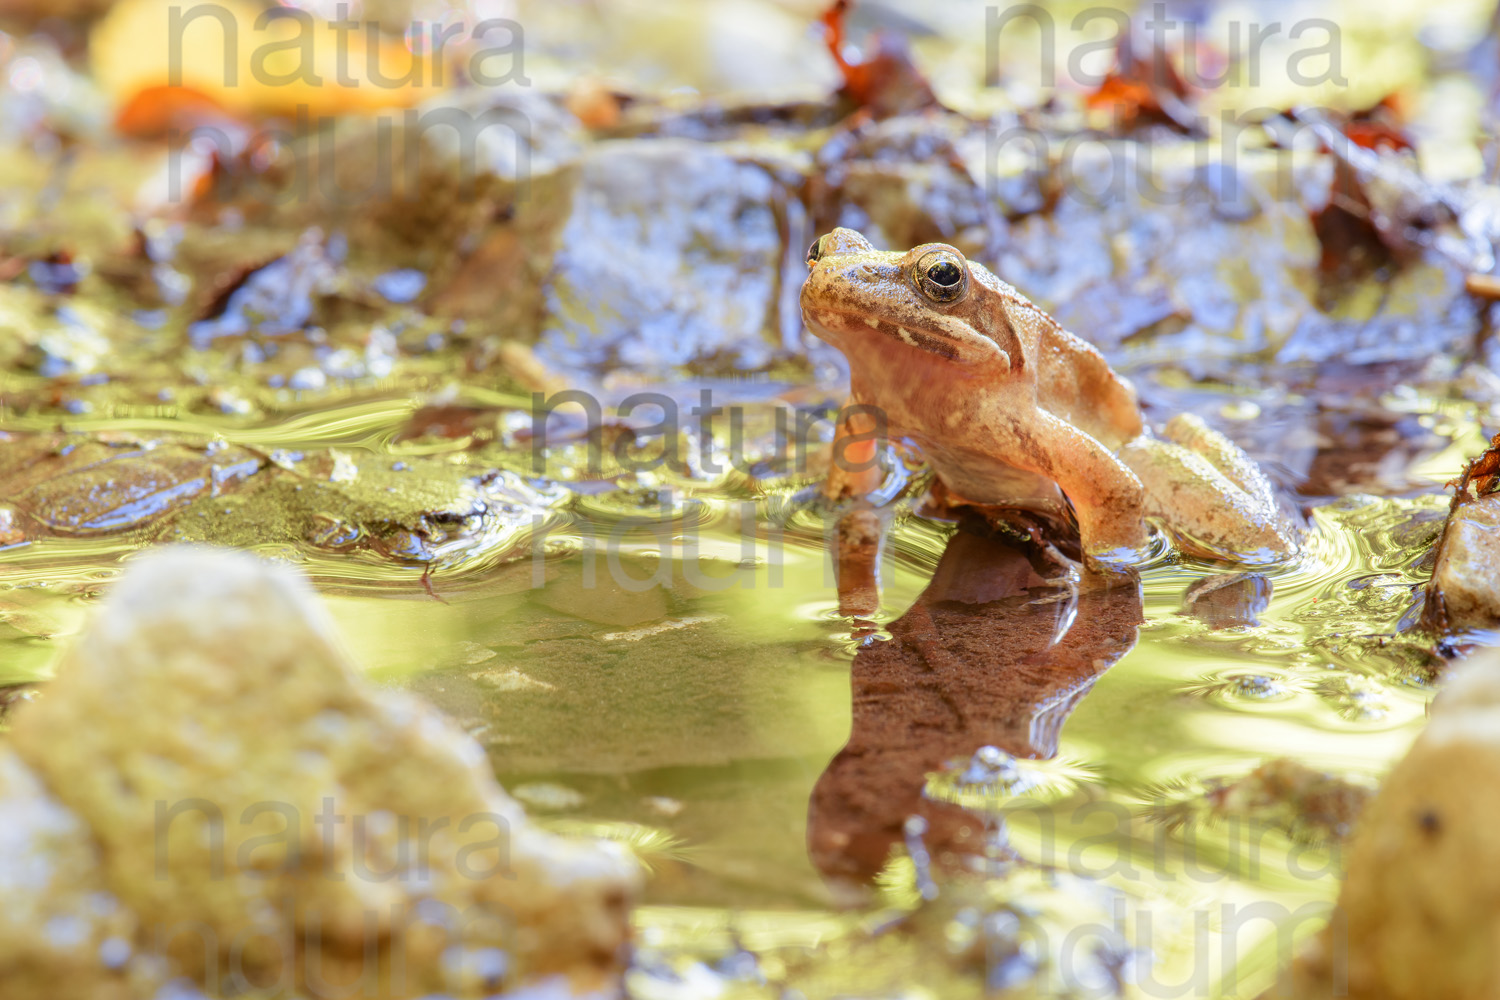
[1270,649,1500,999]
[0,546,639,999]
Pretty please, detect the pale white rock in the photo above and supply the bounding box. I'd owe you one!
[0,546,639,999]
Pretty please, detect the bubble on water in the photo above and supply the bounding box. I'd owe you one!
[1231,674,1288,699]
[8,56,42,92]
[1183,670,1300,705]
[903,815,938,902]
[373,269,428,304]
[511,782,585,811]
[958,745,1020,787]
[99,936,131,969]
[43,914,86,949]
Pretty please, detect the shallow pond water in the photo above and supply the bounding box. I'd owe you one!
[6,0,1500,991]
[0,385,1481,998]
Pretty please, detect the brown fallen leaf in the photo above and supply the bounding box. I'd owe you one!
[565,76,625,131]
[1313,155,1396,293]
[113,83,233,139]
[1084,23,1199,133]
[1446,432,1500,499]
[1342,94,1415,153]
[92,0,442,123]
[1294,106,1458,301]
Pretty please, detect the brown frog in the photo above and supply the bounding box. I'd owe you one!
[801,228,1298,570]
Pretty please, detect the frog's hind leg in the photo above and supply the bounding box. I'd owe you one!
[1160,414,1280,510]
[1119,415,1299,565]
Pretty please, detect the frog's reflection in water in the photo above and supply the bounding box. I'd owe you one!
[808,519,1144,884]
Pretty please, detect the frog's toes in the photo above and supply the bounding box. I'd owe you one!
[1027,587,1077,607]
[1078,558,1142,592]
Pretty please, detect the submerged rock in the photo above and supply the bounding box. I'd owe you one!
[0,432,264,541]
[160,452,565,571]
[0,546,639,999]
[1204,758,1373,843]
[1183,572,1272,629]
[1271,649,1500,999]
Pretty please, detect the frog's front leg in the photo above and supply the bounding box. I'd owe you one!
[833,507,883,617]
[822,400,887,501]
[1119,414,1299,564]
[1015,410,1150,569]
[821,402,892,615]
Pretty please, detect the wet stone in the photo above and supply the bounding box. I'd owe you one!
[1206,758,1373,844]
[810,113,999,258]
[995,142,1481,370]
[535,139,806,374]
[1424,492,1500,633]
[1183,573,1273,629]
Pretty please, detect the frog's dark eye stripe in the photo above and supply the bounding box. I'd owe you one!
[905,327,960,360]
[913,249,969,304]
[864,317,960,361]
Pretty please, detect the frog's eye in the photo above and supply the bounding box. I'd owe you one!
[914,250,968,304]
[806,237,824,265]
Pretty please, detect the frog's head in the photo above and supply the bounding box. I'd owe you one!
[800,228,1023,374]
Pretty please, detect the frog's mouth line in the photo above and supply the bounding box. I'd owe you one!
[804,307,961,362]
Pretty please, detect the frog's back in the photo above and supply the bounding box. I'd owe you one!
[971,264,1143,449]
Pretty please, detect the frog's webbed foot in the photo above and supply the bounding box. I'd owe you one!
[921,476,968,520]
[1022,523,1139,597]
[1025,522,1081,604]
[1119,414,1300,565]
